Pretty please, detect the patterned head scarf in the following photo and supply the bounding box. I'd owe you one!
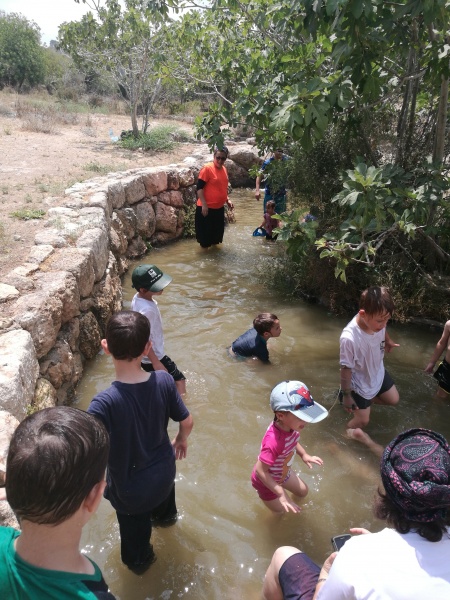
[380,428,450,522]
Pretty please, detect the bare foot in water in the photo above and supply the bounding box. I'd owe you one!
[347,428,384,457]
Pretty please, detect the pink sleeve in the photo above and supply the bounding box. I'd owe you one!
[258,428,278,466]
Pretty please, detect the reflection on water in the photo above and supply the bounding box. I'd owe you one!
[76,190,450,599]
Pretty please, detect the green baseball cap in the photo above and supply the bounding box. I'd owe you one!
[131,264,172,292]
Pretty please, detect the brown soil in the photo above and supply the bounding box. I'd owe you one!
[0,101,197,277]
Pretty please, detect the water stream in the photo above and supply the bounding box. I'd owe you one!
[76,190,450,600]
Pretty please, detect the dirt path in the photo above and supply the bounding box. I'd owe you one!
[0,103,197,276]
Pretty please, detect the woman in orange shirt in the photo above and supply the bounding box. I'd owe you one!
[195,147,234,248]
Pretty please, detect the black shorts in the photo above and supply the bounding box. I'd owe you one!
[434,359,450,394]
[141,355,185,381]
[279,552,320,600]
[339,369,395,409]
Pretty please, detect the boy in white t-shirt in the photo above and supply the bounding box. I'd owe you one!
[131,264,186,395]
[339,286,399,433]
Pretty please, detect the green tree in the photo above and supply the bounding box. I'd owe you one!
[0,12,45,90]
[60,0,169,136]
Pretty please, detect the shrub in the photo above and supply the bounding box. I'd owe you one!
[118,125,182,152]
[10,208,45,220]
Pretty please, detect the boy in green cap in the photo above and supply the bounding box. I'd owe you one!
[131,264,186,395]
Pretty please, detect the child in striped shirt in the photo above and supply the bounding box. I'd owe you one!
[251,381,328,514]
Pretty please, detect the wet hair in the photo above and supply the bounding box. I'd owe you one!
[6,407,109,526]
[359,286,394,316]
[214,146,229,157]
[106,310,150,360]
[266,200,276,210]
[374,490,450,542]
[253,313,278,335]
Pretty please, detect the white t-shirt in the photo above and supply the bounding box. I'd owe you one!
[340,315,385,399]
[318,527,450,600]
[131,293,164,361]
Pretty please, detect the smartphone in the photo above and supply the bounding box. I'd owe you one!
[331,534,351,552]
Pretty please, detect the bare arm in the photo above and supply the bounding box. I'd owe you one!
[255,459,301,513]
[425,321,450,373]
[296,442,323,469]
[172,414,193,460]
[384,330,400,353]
[312,552,338,600]
[146,346,167,372]
[255,174,262,200]
[340,365,357,412]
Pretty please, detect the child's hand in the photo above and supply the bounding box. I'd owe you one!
[279,492,302,513]
[349,527,371,535]
[424,362,435,374]
[385,338,400,353]
[302,454,323,469]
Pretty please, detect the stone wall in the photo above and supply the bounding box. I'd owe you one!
[0,144,262,485]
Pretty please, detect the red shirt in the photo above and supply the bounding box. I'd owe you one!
[196,162,229,209]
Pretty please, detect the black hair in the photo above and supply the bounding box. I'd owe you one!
[6,407,109,526]
[253,313,278,335]
[106,310,150,360]
[214,146,229,157]
[374,488,450,542]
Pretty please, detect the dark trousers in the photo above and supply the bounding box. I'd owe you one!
[116,484,177,567]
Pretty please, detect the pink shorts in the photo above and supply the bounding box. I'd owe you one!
[251,470,291,501]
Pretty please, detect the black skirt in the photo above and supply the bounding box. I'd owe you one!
[195,205,225,248]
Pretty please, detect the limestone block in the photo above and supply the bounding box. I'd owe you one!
[0,410,19,485]
[116,255,129,276]
[142,169,168,196]
[0,329,39,419]
[152,230,179,245]
[27,244,54,265]
[2,272,34,292]
[157,190,184,208]
[88,191,113,218]
[57,318,80,352]
[228,147,262,170]
[34,229,68,248]
[43,248,95,299]
[33,271,80,325]
[178,167,195,187]
[135,201,156,238]
[123,176,145,205]
[155,202,177,234]
[182,185,197,206]
[79,312,102,360]
[76,227,109,283]
[0,501,19,529]
[91,267,122,334]
[0,283,19,303]
[225,160,253,187]
[33,377,57,411]
[177,209,185,228]
[47,207,78,219]
[13,292,62,358]
[78,207,109,231]
[108,181,126,209]
[72,351,84,386]
[109,226,128,256]
[126,236,148,258]
[167,170,180,190]
[40,339,74,390]
[116,208,137,239]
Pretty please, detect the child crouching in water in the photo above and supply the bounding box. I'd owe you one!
[251,381,328,514]
[259,200,280,241]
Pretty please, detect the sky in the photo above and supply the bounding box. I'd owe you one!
[0,0,92,45]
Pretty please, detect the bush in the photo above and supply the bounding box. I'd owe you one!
[118,125,183,152]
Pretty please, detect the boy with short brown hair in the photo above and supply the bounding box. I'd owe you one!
[230,312,282,362]
[339,286,400,432]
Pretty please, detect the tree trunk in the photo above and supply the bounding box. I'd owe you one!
[433,72,449,166]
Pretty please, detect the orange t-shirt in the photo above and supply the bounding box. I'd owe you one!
[196,162,229,209]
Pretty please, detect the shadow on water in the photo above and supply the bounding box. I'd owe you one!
[76,190,450,599]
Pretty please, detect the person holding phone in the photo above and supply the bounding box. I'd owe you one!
[263,428,450,600]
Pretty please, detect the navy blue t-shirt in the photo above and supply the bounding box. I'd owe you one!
[88,371,189,514]
[231,328,269,362]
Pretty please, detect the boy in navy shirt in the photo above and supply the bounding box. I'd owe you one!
[230,313,282,362]
[88,310,193,574]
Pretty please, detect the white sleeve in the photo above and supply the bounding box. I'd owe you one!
[340,336,355,369]
[317,546,356,599]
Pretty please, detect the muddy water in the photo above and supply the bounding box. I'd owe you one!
[76,191,450,600]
